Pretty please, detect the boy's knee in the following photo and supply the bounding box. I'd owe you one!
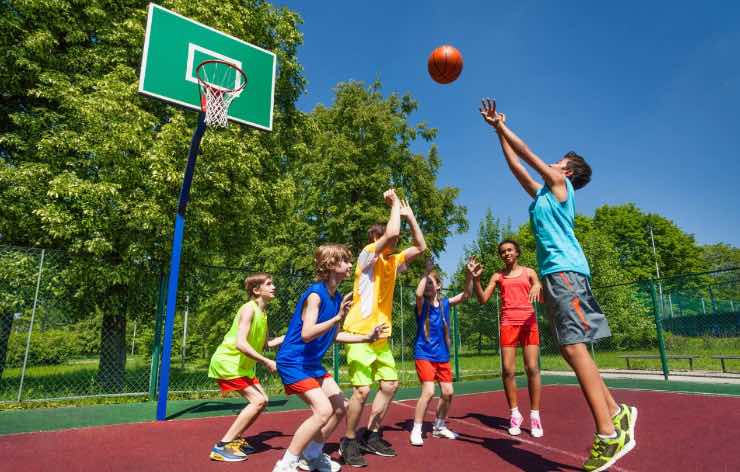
[316,406,333,425]
[354,386,371,401]
[502,367,516,380]
[440,384,454,398]
[255,395,268,410]
[380,380,399,393]
[524,364,540,377]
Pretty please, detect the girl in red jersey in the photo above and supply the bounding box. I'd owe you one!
[471,239,544,438]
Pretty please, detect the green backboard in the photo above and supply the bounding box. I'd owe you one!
[139,3,276,130]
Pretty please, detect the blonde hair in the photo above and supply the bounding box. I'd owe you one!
[244,272,271,299]
[314,244,353,280]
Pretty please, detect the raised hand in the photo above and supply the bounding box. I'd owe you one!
[425,256,435,274]
[468,257,483,279]
[338,292,353,320]
[368,322,389,342]
[383,188,399,206]
[399,199,415,220]
[479,98,505,129]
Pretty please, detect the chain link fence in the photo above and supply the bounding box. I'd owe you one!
[1,244,738,407]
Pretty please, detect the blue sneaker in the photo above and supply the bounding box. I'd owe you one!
[209,441,248,462]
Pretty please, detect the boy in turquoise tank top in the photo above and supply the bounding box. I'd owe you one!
[207,272,284,462]
[479,99,637,472]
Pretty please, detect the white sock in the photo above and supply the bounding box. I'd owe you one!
[597,431,618,440]
[303,441,324,460]
[412,422,423,433]
[510,407,522,418]
[434,417,445,429]
[282,450,300,464]
[530,410,540,420]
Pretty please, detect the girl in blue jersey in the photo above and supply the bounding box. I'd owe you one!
[272,244,387,472]
[409,258,475,447]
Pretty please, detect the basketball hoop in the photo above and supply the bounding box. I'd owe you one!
[195,59,247,128]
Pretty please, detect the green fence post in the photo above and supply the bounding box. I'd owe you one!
[452,304,460,381]
[333,343,340,383]
[149,270,167,400]
[649,279,670,381]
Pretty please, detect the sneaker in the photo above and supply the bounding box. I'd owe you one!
[234,437,257,455]
[209,442,248,462]
[432,425,458,440]
[530,416,544,438]
[508,413,523,436]
[360,430,397,457]
[272,459,299,472]
[410,429,424,446]
[612,403,638,440]
[583,429,636,472]
[339,437,367,468]
[298,453,341,472]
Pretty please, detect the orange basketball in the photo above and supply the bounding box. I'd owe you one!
[427,45,463,84]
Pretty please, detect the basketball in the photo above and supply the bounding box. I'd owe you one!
[427,45,463,84]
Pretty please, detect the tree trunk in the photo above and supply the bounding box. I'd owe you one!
[0,312,14,380]
[97,293,127,392]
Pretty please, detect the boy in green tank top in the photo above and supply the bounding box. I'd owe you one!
[207,272,284,462]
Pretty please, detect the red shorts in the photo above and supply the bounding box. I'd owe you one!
[500,323,540,347]
[415,360,453,383]
[216,376,260,393]
[284,373,332,395]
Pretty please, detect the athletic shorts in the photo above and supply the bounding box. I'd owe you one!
[284,373,332,395]
[500,322,540,347]
[415,359,453,383]
[542,271,611,345]
[216,376,260,393]
[346,340,398,386]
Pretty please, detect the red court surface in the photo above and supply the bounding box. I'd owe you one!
[1,385,738,472]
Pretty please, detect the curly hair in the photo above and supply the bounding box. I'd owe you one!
[498,239,521,255]
[314,244,353,280]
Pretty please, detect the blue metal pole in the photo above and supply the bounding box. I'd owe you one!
[156,112,207,420]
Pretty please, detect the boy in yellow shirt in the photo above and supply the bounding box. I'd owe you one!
[339,189,426,467]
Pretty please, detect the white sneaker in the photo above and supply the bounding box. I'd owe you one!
[530,416,544,438]
[432,425,458,440]
[297,453,340,472]
[410,429,424,446]
[272,459,299,472]
[508,413,523,436]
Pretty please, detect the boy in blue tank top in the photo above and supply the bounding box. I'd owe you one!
[479,99,637,472]
[272,244,387,472]
[409,257,474,447]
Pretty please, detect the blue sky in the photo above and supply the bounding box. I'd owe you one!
[274,0,740,277]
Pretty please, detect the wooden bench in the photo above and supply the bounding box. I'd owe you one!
[711,355,740,373]
[617,354,699,370]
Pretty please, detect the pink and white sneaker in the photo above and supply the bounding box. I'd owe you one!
[530,415,544,438]
[508,413,523,436]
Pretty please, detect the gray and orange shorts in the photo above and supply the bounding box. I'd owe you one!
[542,271,611,346]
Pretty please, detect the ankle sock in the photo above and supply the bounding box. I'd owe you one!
[412,422,423,433]
[282,450,299,464]
[530,410,540,420]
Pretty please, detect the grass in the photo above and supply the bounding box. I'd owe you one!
[1,335,738,410]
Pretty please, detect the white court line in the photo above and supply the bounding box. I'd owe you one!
[392,398,634,472]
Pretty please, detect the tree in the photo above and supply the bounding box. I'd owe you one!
[593,204,705,279]
[0,0,306,391]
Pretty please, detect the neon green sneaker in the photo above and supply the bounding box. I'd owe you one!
[583,429,635,472]
[612,403,638,440]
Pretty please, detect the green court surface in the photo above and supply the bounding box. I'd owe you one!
[1,375,738,436]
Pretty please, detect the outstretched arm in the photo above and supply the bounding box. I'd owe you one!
[497,119,542,198]
[301,293,350,342]
[480,99,566,201]
[449,258,476,306]
[415,258,434,314]
[372,189,402,256]
[399,199,427,265]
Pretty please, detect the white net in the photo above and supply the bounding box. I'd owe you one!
[202,86,238,128]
